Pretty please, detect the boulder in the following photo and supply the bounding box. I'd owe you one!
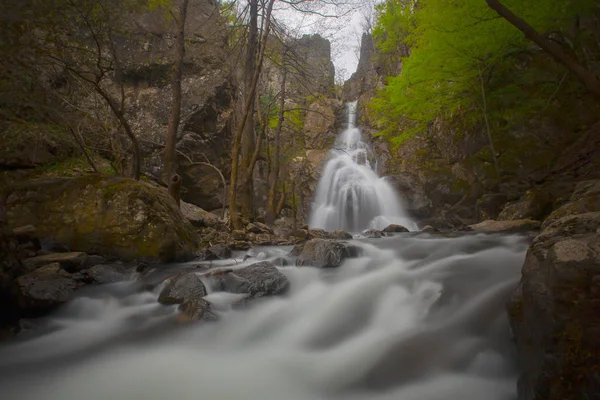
[362,229,384,238]
[296,239,355,268]
[22,252,91,273]
[159,272,207,304]
[196,249,219,261]
[3,175,200,262]
[382,224,409,233]
[180,201,222,228]
[177,299,218,323]
[541,180,600,229]
[498,189,553,222]
[216,261,289,298]
[468,219,541,233]
[246,222,273,235]
[329,230,353,239]
[208,243,232,259]
[80,264,131,284]
[15,263,82,315]
[12,225,37,242]
[509,209,600,400]
[420,225,438,233]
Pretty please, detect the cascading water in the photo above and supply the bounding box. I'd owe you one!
[309,101,417,232]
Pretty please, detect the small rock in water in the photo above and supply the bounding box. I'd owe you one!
[421,225,438,233]
[159,272,207,304]
[362,229,384,238]
[382,224,409,233]
[214,261,289,298]
[22,252,89,273]
[177,299,218,323]
[296,239,356,268]
[329,230,353,239]
[208,244,232,259]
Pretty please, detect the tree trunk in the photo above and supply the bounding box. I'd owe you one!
[228,0,276,229]
[266,63,287,225]
[486,0,600,99]
[165,0,189,205]
[479,71,500,180]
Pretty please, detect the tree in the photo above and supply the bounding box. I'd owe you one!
[486,0,600,100]
[165,0,190,206]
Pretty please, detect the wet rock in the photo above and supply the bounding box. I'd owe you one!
[296,239,355,268]
[420,225,438,233]
[509,209,600,400]
[290,243,305,256]
[329,230,353,239]
[216,261,289,298]
[208,243,232,259]
[196,248,218,261]
[308,229,329,239]
[4,175,200,262]
[498,189,553,222]
[382,224,409,233]
[468,219,541,233]
[81,264,131,284]
[246,222,273,235]
[22,252,89,273]
[272,257,289,267]
[362,229,384,238]
[177,299,218,323]
[159,272,207,304]
[15,263,82,315]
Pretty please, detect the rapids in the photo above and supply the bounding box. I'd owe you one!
[309,101,417,232]
[0,233,527,400]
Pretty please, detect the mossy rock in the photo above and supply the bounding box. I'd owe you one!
[3,175,200,262]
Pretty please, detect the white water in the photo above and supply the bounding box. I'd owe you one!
[309,101,417,232]
[0,233,527,400]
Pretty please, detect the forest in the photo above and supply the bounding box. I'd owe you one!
[1,1,599,400]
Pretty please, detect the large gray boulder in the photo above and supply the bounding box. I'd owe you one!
[508,180,600,400]
[215,261,289,299]
[159,272,207,305]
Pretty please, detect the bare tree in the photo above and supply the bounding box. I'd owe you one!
[165,0,190,206]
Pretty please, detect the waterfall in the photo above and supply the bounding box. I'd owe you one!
[309,101,417,232]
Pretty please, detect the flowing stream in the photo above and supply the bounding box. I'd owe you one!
[0,233,527,400]
[309,101,417,232]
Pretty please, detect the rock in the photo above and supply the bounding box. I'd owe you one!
[498,189,553,222]
[3,175,199,262]
[180,201,222,228]
[296,239,355,268]
[476,193,508,221]
[208,243,232,259]
[308,229,328,239]
[420,225,438,233]
[231,230,248,241]
[22,252,89,273]
[362,229,384,238]
[382,224,409,233]
[15,263,82,315]
[508,209,600,400]
[290,243,305,256]
[541,180,600,230]
[216,261,289,298]
[81,264,131,284]
[246,222,273,235]
[468,219,541,233]
[177,298,218,323]
[159,272,207,304]
[329,230,353,239]
[272,257,289,267]
[196,248,218,261]
[12,225,37,241]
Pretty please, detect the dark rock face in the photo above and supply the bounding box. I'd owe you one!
[159,272,207,304]
[296,239,355,268]
[476,193,509,221]
[3,175,199,262]
[81,264,131,284]
[216,261,289,299]
[208,244,232,259]
[15,263,82,315]
[509,180,600,400]
[22,252,90,274]
[383,224,409,233]
[498,189,553,222]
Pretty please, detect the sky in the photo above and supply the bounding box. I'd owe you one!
[271,1,377,84]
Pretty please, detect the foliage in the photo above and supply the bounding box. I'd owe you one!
[371,0,598,145]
